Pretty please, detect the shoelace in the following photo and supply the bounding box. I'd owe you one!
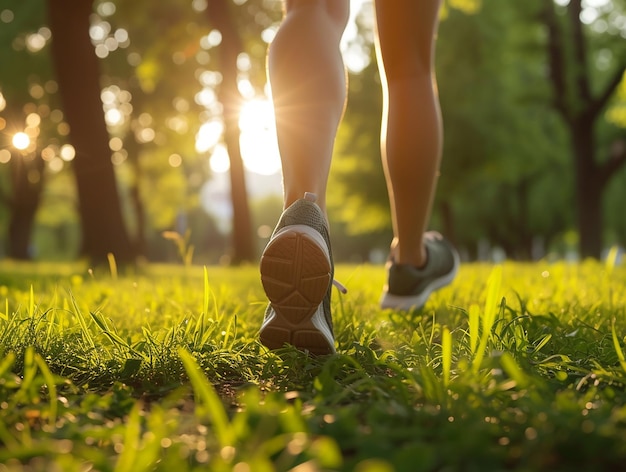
[333,279,347,294]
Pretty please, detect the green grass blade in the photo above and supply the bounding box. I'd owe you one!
[532,334,552,355]
[483,265,503,335]
[108,252,118,280]
[203,266,210,317]
[1,297,8,321]
[91,311,136,353]
[45,291,58,347]
[179,347,232,448]
[500,352,529,389]
[442,326,452,388]
[0,422,18,449]
[606,245,619,276]
[221,314,237,350]
[611,322,626,372]
[0,352,15,377]
[472,265,503,373]
[33,353,58,426]
[69,291,96,353]
[29,285,34,318]
[15,347,38,406]
[468,304,480,355]
[114,403,141,472]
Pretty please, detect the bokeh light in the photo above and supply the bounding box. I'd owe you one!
[209,144,230,173]
[168,153,183,168]
[60,144,76,161]
[12,132,30,150]
[196,120,223,153]
[26,27,51,53]
[0,9,14,23]
[0,149,11,164]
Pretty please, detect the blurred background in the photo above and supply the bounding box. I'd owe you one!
[0,0,624,266]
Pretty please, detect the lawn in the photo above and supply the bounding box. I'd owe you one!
[0,256,625,471]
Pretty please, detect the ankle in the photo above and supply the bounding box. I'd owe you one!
[391,241,428,269]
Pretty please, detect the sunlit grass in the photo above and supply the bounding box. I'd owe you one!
[0,260,625,470]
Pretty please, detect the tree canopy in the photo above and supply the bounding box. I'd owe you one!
[0,0,624,262]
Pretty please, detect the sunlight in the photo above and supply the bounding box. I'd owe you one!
[196,120,224,153]
[209,144,230,173]
[60,144,75,161]
[239,99,281,175]
[12,132,30,150]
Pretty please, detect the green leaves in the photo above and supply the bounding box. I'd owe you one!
[471,265,503,373]
[179,347,233,448]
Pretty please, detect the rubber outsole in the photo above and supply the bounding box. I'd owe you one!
[379,266,457,310]
[379,248,460,311]
[259,225,335,355]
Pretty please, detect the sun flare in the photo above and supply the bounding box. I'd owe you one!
[238,99,281,175]
[202,98,281,176]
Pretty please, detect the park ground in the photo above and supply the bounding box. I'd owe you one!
[0,257,625,471]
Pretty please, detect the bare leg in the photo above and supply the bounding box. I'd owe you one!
[375,0,443,268]
[268,0,349,212]
[259,0,349,354]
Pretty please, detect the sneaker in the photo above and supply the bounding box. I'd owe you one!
[380,231,460,310]
[259,192,337,355]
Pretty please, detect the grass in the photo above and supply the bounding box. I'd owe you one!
[0,258,625,471]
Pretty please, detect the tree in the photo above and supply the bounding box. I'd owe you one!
[6,140,45,259]
[47,0,135,264]
[0,0,52,259]
[206,0,255,264]
[542,0,626,258]
[109,0,280,264]
[329,0,625,261]
[331,1,570,259]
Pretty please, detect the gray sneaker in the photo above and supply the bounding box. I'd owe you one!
[259,192,336,355]
[380,232,460,310]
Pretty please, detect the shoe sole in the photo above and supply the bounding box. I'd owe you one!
[380,250,460,311]
[259,224,335,355]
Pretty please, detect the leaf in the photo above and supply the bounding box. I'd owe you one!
[33,353,58,426]
[611,321,626,373]
[0,298,8,321]
[178,348,232,448]
[442,326,452,387]
[468,303,480,354]
[605,245,619,276]
[69,291,96,352]
[500,352,528,389]
[114,403,142,472]
[532,334,552,355]
[0,352,15,377]
[472,265,503,373]
[120,358,143,379]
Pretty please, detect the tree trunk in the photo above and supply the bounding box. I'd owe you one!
[543,0,626,259]
[206,0,256,264]
[47,0,135,265]
[572,118,603,259]
[7,152,45,259]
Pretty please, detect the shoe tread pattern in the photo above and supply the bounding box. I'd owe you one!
[260,230,331,324]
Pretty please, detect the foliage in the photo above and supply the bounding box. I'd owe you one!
[0,259,625,470]
[1,0,624,262]
[0,0,72,253]
[0,0,283,262]
[330,0,626,260]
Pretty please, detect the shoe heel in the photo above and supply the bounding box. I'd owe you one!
[260,227,331,324]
